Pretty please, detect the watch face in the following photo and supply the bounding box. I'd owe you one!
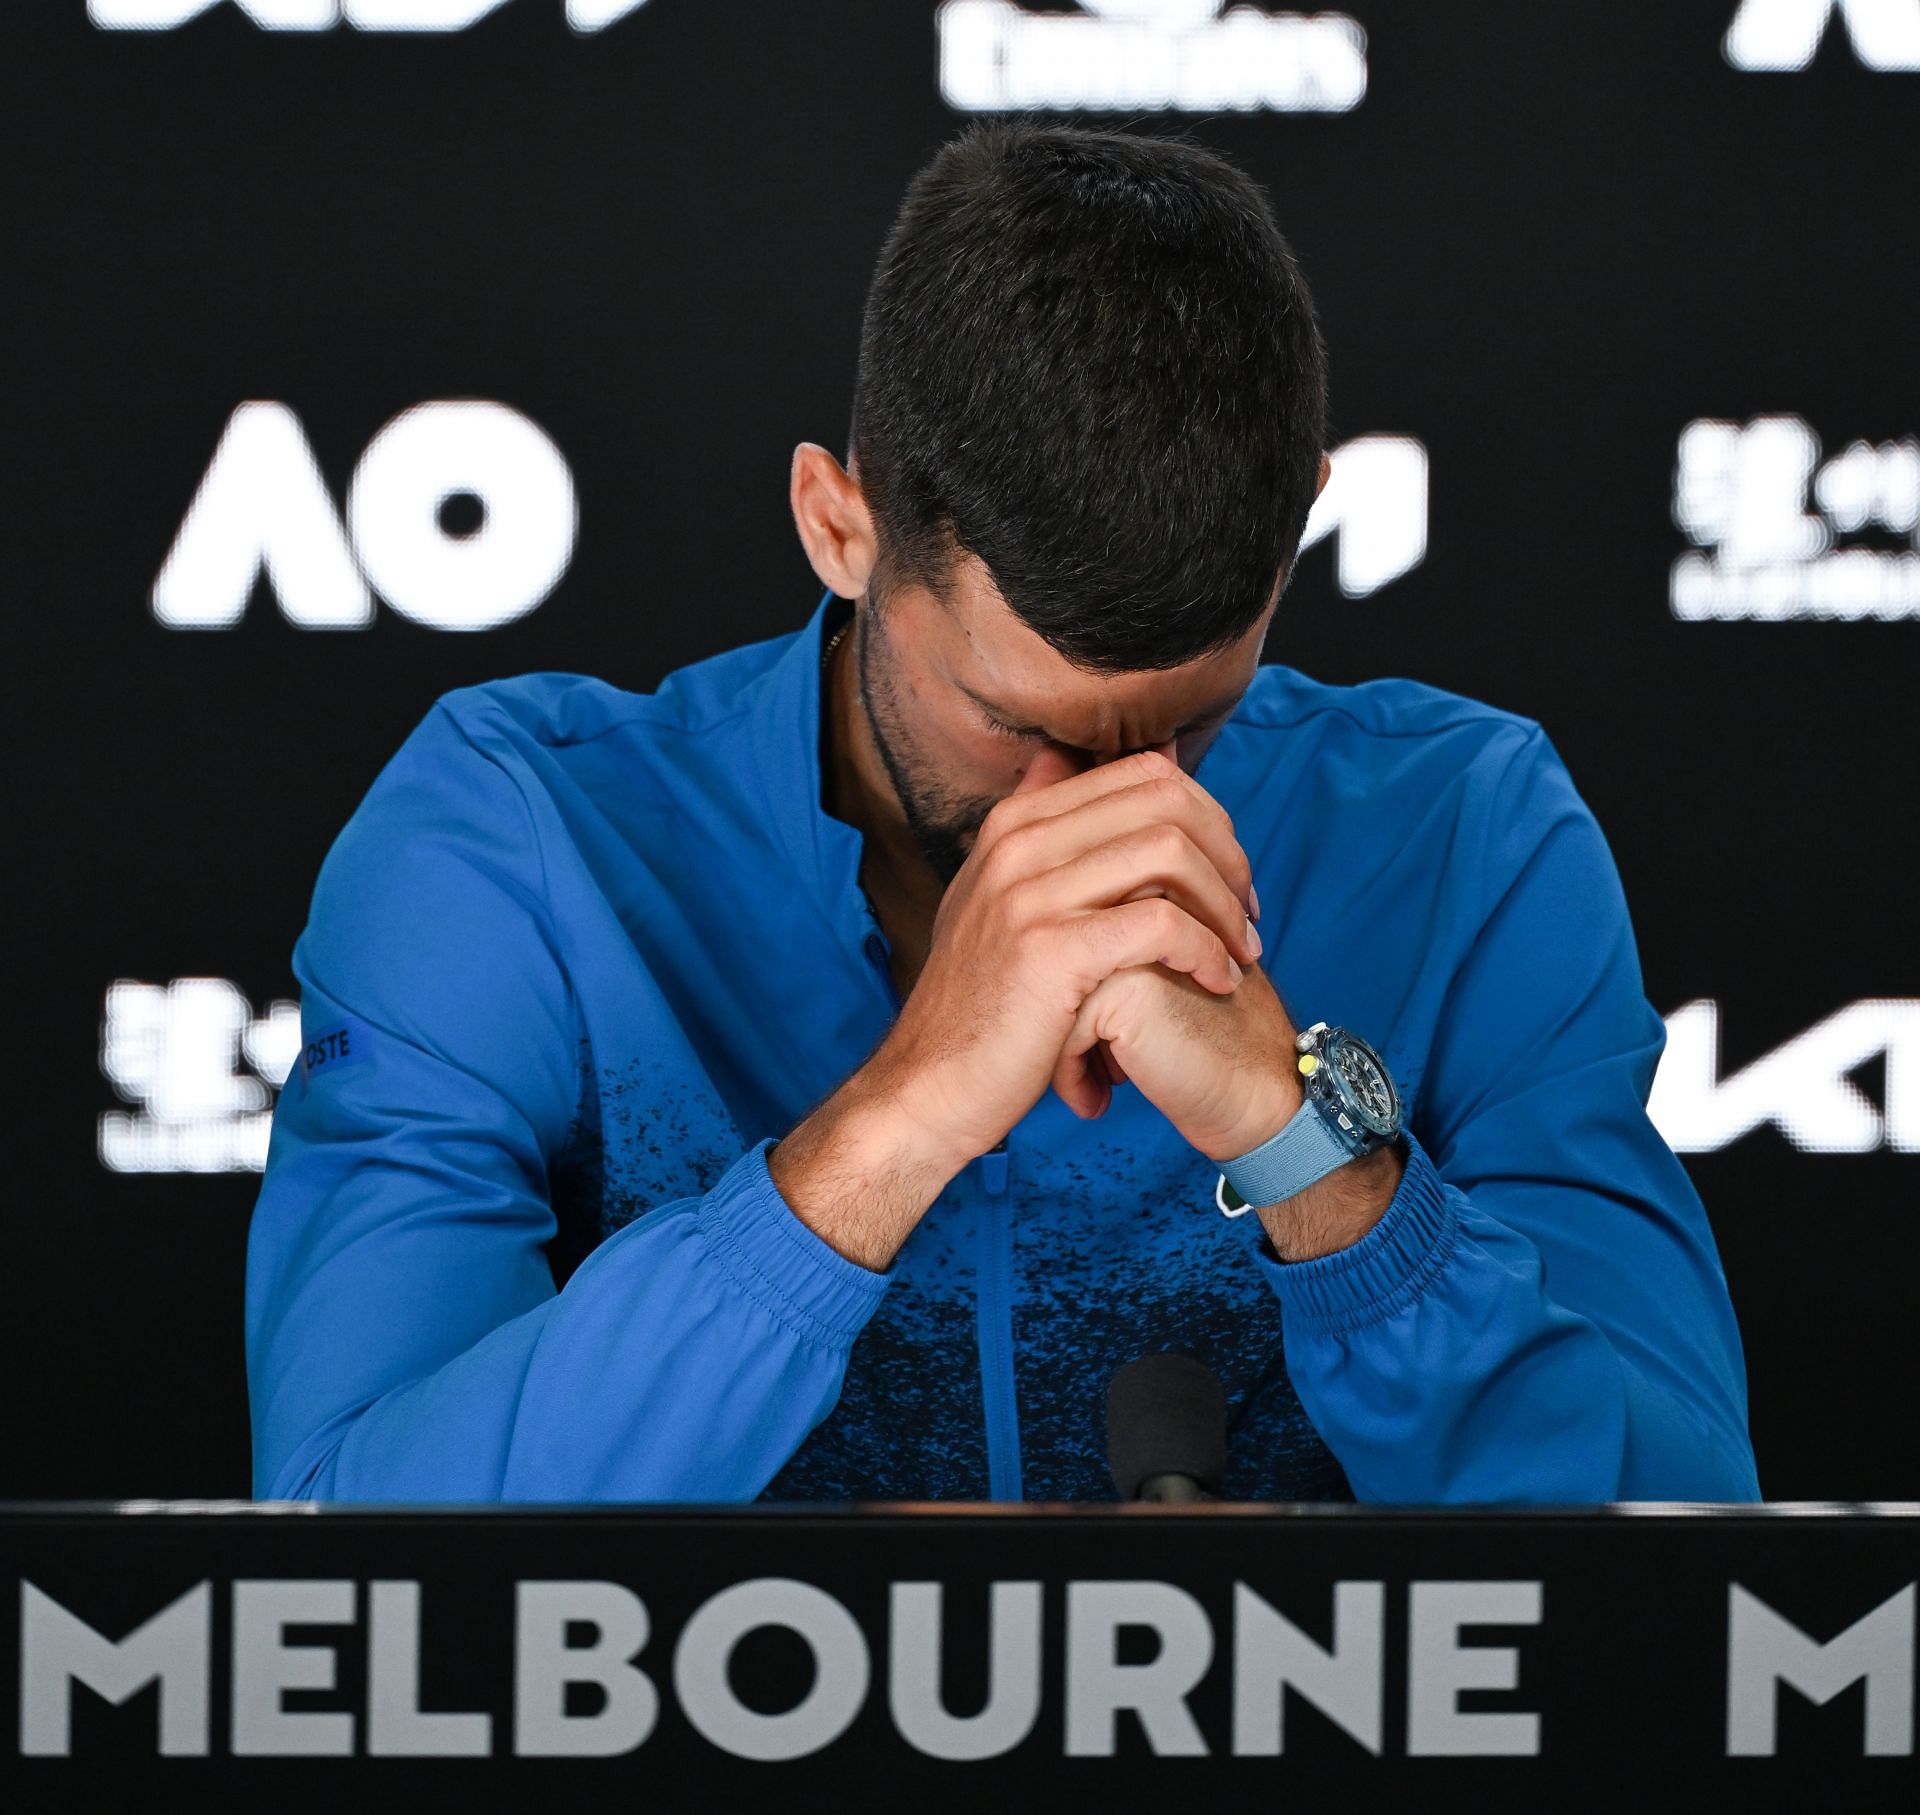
[1325,1031,1400,1137]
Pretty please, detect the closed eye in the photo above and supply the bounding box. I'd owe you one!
[967,687,1236,749]
[974,697,1235,751]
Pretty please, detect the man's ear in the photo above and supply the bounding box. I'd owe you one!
[790,444,878,599]
[1315,450,1333,499]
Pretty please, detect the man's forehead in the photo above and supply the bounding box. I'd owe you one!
[932,560,1263,741]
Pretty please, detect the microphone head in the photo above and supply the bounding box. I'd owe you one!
[1105,1353,1229,1500]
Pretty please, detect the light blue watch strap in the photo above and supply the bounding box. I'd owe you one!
[1217,1089,1354,1214]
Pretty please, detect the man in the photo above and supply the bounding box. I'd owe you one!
[246,122,1759,1504]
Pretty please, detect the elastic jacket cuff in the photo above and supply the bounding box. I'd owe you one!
[696,1136,894,1352]
[1252,1126,1458,1337]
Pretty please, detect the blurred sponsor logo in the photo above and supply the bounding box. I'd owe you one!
[1650,998,1920,1153]
[938,1,1367,113]
[99,979,299,1174]
[1724,0,1920,70]
[1672,417,1920,621]
[1300,435,1428,598]
[89,1,650,33]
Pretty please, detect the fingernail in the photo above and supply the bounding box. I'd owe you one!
[1228,957,1244,984]
[1249,883,1262,922]
[1245,917,1262,959]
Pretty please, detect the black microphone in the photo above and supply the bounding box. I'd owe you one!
[1106,1354,1228,1503]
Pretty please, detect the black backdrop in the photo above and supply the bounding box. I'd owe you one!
[4,0,1915,1501]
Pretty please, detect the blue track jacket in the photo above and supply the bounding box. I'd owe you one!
[245,592,1760,1504]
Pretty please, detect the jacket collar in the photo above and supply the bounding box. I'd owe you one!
[746,589,872,950]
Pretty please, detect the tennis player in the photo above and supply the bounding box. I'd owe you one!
[246,123,1758,1505]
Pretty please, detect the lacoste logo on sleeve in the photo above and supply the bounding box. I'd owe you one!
[300,1019,370,1083]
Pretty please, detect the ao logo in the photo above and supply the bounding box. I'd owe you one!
[938,1,1368,114]
[1724,0,1920,69]
[90,1,651,32]
[152,401,578,632]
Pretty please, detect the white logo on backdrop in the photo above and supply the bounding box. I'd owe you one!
[90,0,651,30]
[938,1,1367,113]
[1671,417,1920,621]
[1299,434,1427,597]
[1724,0,1920,70]
[99,980,300,1174]
[1649,998,1920,1154]
[152,401,578,632]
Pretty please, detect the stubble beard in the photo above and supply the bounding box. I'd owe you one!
[856,601,999,889]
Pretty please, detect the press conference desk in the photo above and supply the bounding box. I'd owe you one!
[5,1502,1915,1805]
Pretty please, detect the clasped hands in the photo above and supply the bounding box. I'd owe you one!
[786,741,1400,1271]
[1006,746,1404,1255]
[1008,745,1306,1165]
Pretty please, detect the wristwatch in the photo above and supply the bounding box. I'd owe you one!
[1214,1021,1403,1218]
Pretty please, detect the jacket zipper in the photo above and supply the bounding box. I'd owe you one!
[862,923,1022,1499]
[976,1139,1022,1500]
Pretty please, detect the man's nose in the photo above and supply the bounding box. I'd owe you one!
[1100,737,1178,767]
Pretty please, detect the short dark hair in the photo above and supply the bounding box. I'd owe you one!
[851,119,1328,673]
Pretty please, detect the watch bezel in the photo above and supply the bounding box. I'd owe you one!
[1307,1026,1402,1149]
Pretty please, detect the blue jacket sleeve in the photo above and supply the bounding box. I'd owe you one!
[244,702,890,1503]
[1254,725,1761,1504]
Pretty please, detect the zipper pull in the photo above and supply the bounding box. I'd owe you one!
[981,1143,1009,1196]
